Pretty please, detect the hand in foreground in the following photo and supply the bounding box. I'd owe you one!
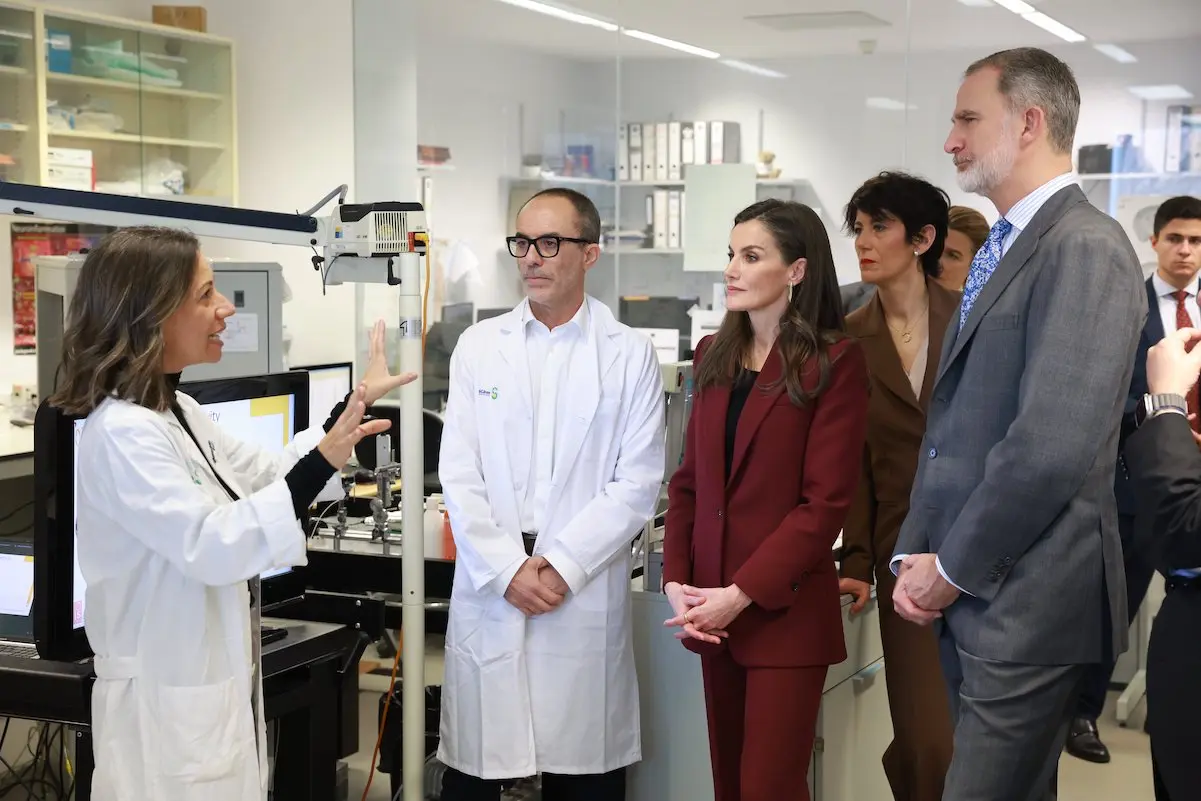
[892,554,956,626]
[317,385,392,469]
[1147,326,1201,397]
[505,556,565,616]
[838,577,872,616]
[1188,414,1201,451]
[538,561,570,596]
[663,582,724,645]
[360,319,419,405]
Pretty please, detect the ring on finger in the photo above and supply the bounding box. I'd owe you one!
[684,608,691,623]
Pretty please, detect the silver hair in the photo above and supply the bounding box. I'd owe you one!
[966,47,1081,156]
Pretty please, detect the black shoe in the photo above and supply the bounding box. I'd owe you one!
[1065,716,1111,764]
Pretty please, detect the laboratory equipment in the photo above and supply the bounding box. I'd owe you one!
[8,180,430,800]
[661,361,694,485]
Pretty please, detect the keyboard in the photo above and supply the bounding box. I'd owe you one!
[260,625,288,646]
[0,642,38,659]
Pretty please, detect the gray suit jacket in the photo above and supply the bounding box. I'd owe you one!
[894,184,1147,665]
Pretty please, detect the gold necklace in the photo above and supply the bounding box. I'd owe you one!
[886,301,928,344]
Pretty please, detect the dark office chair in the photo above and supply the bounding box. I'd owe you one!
[354,403,444,494]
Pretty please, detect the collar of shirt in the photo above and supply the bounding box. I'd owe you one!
[1152,271,1200,300]
[520,297,590,337]
[1002,171,1078,236]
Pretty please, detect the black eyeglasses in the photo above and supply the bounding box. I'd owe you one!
[506,235,595,259]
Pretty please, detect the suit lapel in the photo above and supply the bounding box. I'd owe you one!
[728,346,786,486]
[1144,277,1165,343]
[858,293,921,413]
[496,307,534,412]
[921,282,958,411]
[937,185,1086,385]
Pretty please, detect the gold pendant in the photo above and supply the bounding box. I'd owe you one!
[902,331,912,343]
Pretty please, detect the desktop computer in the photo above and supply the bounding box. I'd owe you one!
[33,371,312,661]
[290,362,354,431]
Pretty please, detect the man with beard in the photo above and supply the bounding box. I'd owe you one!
[889,48,1146,801]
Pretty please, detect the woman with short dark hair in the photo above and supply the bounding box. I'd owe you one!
[838,172,958,801]
[51,226,412,801]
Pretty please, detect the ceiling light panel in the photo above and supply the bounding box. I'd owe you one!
[722,59,786,78]
[623,29,719,59]
[1094,43,1137,64]
[493,0,617,32]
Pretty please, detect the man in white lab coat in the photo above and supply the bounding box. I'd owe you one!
[437,188,666,801]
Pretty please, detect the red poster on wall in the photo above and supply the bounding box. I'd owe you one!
[11,222,112,354]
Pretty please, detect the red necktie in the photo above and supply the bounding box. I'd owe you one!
[1173,289,1200,433]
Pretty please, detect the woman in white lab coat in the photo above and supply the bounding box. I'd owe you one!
[48,226,414,801]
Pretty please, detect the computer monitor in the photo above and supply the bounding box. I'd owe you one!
[291,361,354,432]
[476,307,509,322]
[0,538,36,650]
[34,371,311,661]
[180,372,310,613]
[442,302,474,324]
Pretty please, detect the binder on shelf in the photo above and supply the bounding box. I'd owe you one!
[617,123,629,182]
[655,122,669,181]
[681,122,695,168]
[709,121,742,165]
[642,123,656,183]
[653,188,669,249]
[668,121,682,181]
[667,190,682,249]
[680,192,687,249]
[693,121,709,166]
[629,123,643,182]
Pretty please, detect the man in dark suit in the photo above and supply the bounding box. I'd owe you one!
[1123,325,1201,800]
[889,48,1146,800]
[1066,195,1201,762]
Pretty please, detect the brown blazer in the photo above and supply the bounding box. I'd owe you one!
[841,280,960,583]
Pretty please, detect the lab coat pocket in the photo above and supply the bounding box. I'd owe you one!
[156,676,251,783]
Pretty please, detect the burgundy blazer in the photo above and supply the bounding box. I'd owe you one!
[663,335,870,667]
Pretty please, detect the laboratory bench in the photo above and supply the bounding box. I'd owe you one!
[0,618,366,801]
[0,405,35,482]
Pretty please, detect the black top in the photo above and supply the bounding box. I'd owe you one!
[725,369,759,480]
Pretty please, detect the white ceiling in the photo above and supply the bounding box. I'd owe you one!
[420,0,1201,60]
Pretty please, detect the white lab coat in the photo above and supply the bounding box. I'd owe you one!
[75,391,342,801]
[437,296,666,779]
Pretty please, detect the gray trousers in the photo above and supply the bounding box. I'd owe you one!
[937,623,1085,801]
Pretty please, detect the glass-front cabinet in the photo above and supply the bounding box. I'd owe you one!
[0,1,236,203]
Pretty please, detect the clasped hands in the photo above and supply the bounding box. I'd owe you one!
[662,582,752,645]
[892,553,960,626]
[504,556,571,616]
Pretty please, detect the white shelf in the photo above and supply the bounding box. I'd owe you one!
[0,65,28,77]
[46,73,224,101]
[48,129,226,150]
[509,174,613,186]
[508,175,810,188]
[602,247,682,255]
[418,163,454,172]
[0,123,29,132]
[1080,171,1201,180]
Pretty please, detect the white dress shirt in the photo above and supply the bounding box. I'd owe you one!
[1151,271,1201,336]
[892,172,1079,592]
[518,298,589,535]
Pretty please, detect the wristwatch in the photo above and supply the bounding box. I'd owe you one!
[1134,393,1188,429]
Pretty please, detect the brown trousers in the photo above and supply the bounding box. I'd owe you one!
[875,568,955,801]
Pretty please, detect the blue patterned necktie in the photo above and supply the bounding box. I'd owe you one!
[959,217,1014,329]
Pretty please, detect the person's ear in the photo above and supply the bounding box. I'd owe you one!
[789,258,808,285]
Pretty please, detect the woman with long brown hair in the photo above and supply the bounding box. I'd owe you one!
[50,226,412,801]
[662,199,869,801]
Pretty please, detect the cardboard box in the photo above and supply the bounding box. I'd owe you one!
[152,5,207,33]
